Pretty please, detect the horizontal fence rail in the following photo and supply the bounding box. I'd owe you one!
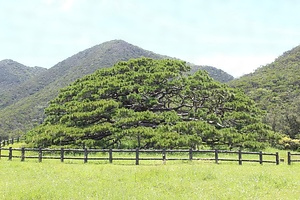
[287,152,300,165]
[0,147,280,165]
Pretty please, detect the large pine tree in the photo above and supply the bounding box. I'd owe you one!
[26,58,278,150]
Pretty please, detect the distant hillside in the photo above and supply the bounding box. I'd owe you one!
[0,40,233,138]
[229,45,300,138]
[0,59,46,94]
[191,65,234,83]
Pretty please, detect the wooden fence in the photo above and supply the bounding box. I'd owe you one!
[0,138,21,147]
[287,152,300,165]
[0,147,279,165]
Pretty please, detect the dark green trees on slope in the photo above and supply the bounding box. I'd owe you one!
[229,45,300,140]
[26,58,278,150]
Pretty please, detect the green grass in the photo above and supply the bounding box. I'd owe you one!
[1,159,300,200]
[1,144,300,199]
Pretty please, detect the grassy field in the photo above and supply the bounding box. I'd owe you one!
[1,158,300,200]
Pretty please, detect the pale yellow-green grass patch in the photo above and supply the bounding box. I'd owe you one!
[0,159,300,200]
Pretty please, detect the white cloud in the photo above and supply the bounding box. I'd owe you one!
[43,0,54,5]
[61,0,75,11]
[43,0,77,11]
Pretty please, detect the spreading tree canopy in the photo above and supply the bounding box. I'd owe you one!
[26,58,278,150]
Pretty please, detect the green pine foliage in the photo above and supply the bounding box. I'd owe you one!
[26,58,277,150]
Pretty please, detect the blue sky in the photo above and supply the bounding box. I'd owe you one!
[1,0,300,77]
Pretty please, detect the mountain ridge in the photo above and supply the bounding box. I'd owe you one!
[0,39,233,138]
[0,60,47,109]
[0,59,46,90]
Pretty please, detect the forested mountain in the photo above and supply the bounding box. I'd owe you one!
[0,59,46,94]
[229,45,300,139]
[0,40,232,139]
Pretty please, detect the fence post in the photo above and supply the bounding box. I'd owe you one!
[275,152,279,165]
[21,147,25,162]
[136,148,139,165]
[38,148,42,162]
[259,151,263,165]
[8,147,12,160]
[215,149,219,164]
[162,148,166,164]
[109,148,113,163]
[60,148,64,162]
[84,148,88,163]
[287,152,291,165]
[238,150,242,165]
[189,148,193,161]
